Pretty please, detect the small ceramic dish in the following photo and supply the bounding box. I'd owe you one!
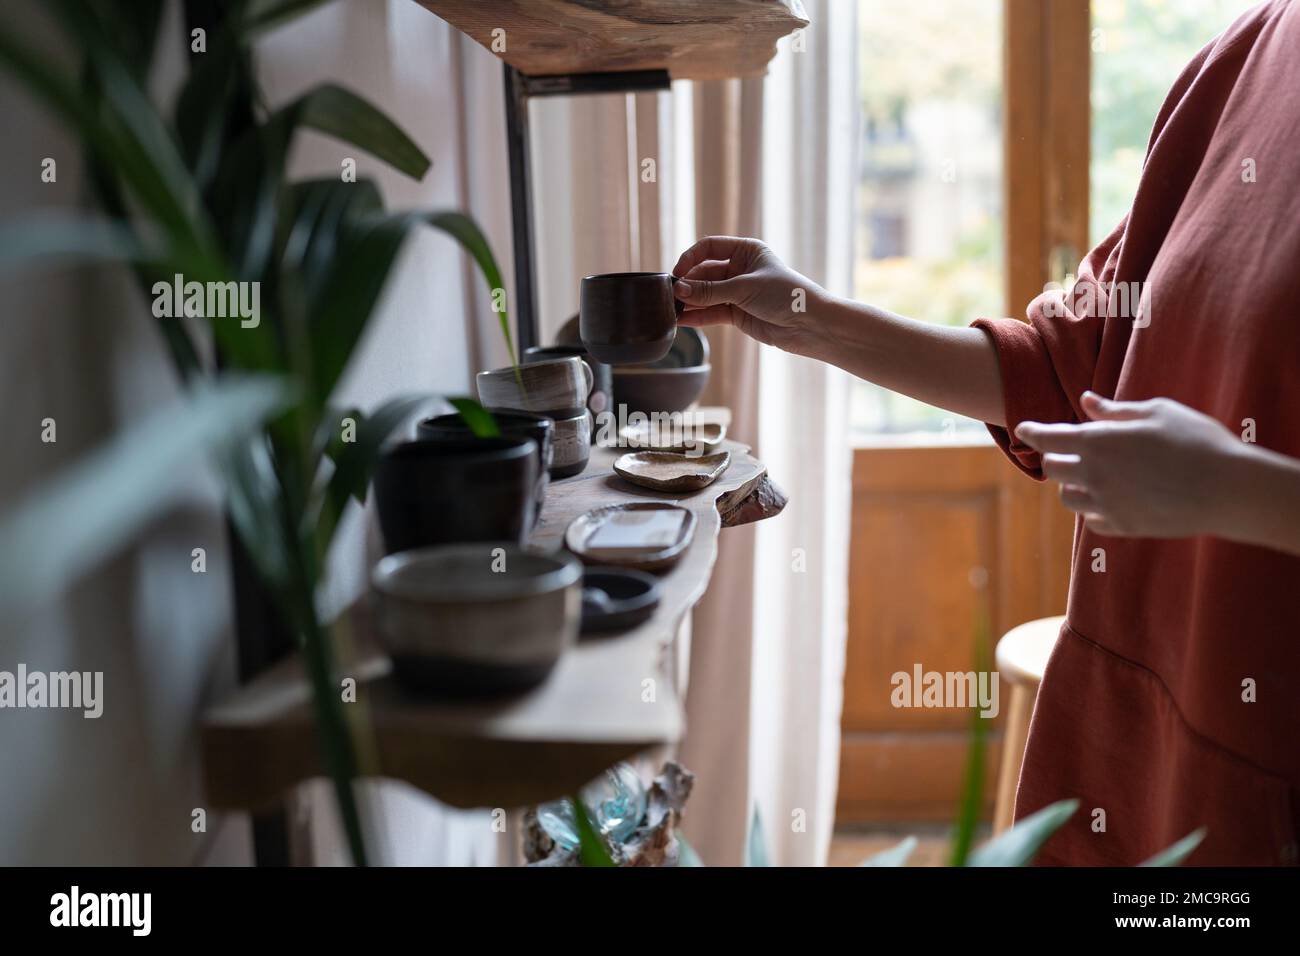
[565,502,696,572]
[618,420,727,453]
[613,450,731,492]
[580,567,661,634]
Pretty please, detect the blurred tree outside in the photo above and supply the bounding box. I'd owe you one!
[851,0,1256,435]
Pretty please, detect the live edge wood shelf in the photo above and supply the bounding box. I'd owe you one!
[416,0,809,81]
[200,435,775,813]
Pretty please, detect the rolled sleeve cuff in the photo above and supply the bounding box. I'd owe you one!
[970,317,1077,480]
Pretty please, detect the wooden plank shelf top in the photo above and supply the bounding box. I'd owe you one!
[200,430,769,812]
[416,0,809,80]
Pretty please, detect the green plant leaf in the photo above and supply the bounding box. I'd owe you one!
[947,606,994,866]
[1139,828,1206,867]
[572,796,616,867]
[447,397,500,438]
[264,83,430,180]
[966,799,1079,867]
[322,393,433,517]
[746,806,770,867]
[676,834,705,867]
[859,836,918,867]
[427,211,515,365]
[0,376,292,613]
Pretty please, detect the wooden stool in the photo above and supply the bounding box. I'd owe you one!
[992,616,1064,833]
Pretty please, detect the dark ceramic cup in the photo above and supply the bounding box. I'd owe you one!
[579,272,684,365]
[416,412,553,527]
[372,437,538,555]
[523,345,612,434]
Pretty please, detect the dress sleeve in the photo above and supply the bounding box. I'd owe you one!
[973,32,1225,479]
[970,220,1125,479]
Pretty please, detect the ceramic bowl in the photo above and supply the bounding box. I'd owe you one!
[476,356,592,419]
[610,327,710,417]
[580,567,661,634]
[372,437,537,555]
[371,544,582,695]
[416,412,553,527]
[579,272,684,365]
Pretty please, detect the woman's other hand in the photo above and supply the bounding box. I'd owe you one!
[1015,392,1248,539]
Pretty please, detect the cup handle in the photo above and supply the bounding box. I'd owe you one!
[579,358,594,399]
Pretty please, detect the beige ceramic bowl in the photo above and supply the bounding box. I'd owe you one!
[370,543,582,695]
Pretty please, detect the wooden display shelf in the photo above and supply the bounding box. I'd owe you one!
[200,433,770,812]
[416,0,809,80]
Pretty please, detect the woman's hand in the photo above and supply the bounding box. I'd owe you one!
[672,236,825,357]
[1015,392,1246,538]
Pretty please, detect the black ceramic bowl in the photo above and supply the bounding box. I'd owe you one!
[580,567,661,634]
[417,411,553,527]
[372,437,537,555]
[610,329,711,417]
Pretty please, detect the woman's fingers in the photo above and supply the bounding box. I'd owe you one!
[672,235,758,279]
[1015,421,1092,454]
[1081,390,1158,422]
[682,260,732,282]
[676,304,735,328]
[1058,483,1097,514]
[675,275,748,309]
[1041,452,1087,484]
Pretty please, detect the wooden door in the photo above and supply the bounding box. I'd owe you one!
[836,0,1088,823]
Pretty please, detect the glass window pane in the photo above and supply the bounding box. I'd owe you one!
[853,0,1003,437]
[1090,0,1258,243]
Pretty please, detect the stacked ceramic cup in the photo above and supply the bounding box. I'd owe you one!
[477,355,593,478]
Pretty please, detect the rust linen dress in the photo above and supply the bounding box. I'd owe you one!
[972,0,1300,865]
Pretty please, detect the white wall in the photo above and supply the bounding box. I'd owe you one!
[0,0,504,864]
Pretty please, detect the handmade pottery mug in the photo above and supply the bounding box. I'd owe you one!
[548,409,593,479]
[476,356,592,419]
[579,272,684,365]
[371,437,538,555]
[523,345,611,436]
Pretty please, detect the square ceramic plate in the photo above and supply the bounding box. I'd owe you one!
[564,502,696,572]
[612,450,731,492]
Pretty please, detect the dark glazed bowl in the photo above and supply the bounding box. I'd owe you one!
[372,437,537,555]
[610,328,712,417]
[579,271,684,366]
[580,567,662,634]
[417,411,553,527]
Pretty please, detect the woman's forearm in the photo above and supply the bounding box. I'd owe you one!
[1219,442,1300,557]
[805,291,1007,426]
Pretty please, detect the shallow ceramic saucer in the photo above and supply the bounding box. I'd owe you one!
[564,502,696,572]
[617,420,726,453]
[613,450,731,492]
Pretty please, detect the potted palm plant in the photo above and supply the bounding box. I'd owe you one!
[0,0,519,865]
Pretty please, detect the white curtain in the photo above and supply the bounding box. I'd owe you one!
[475,0,858,866]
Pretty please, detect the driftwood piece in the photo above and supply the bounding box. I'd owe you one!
[719,474,788,528]
[524,762,696,867]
